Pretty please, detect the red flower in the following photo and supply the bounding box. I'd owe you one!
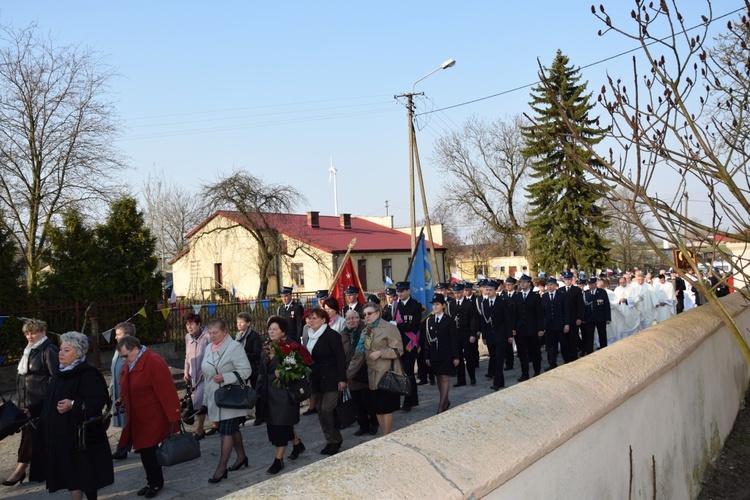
[281,344,292,355]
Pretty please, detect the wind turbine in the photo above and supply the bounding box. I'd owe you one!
[328,155,339,216]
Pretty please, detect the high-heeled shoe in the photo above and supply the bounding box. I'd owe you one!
[267,458,284,474]
[207,470,228,483]
[227,456,248,471]
[2,472,25,486]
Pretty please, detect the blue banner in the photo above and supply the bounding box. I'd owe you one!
[408,233,433,320]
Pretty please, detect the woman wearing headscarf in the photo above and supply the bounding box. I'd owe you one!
[30,332,114,499]
[201,318,252,483]
[347,301,403,435]
[4,319,58,487]
[116,336,181,498]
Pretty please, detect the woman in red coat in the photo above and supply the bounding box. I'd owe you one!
[116,336,181,499]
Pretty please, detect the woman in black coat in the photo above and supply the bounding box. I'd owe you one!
[4,319,58,487]
[258,316,305,475]
[425,295,460,414]
[235,312,263,388]
[307,306,347,455]
[30,332,114,499]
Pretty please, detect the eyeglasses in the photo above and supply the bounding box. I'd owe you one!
[119,349,133,360]
[364,311,377,316]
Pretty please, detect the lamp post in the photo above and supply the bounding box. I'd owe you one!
[395,58,455,277]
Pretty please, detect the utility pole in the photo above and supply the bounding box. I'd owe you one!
[395,58,456,262]
[385,200,389,216]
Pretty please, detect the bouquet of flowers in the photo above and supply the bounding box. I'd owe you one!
[272,340,313,387]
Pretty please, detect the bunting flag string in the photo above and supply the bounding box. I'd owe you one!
[160,308,170,320]
[101,328,114,343]
[0,316,6,328]
[311,298,318,307]
[249,301,256,311]
[137,307,147,318]
[207,304,217,316]
[192,305,202,315]
[299,297,307,306]
[261,300,269,311]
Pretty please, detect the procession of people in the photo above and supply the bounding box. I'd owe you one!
[0,269,732,497]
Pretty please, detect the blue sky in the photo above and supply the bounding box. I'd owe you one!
[0,1,737,231]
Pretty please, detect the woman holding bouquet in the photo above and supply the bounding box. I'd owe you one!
[307,307,348,455]
[258,316,309,474]
[347,301,403,435]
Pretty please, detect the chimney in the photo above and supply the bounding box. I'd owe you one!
[340,213,351,230]
[307,211,319,228]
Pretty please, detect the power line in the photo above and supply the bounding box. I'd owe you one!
[417,6,746,117]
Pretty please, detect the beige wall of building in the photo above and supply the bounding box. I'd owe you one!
[452,254,530,281]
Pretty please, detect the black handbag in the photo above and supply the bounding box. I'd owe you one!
[0,394,29,441]
[74,400,112,452]
[286,377,311,404]
[156,421,201,466]
[181,382,195,425]
[214,371,257,409]
[334,388,358,430]
[377,358,411,396]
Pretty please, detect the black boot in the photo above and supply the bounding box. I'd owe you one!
[288,441,306,460]
[267,458,284,474]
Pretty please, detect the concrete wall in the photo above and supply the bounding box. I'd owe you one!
[226,294,750,499]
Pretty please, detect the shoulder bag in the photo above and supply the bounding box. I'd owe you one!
[286,377,312,404]
[377,355,411,396]
[333,388,358,429]
[215,371,257,409]
[156,421,201,466]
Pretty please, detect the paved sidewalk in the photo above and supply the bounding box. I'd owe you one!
[0,351,539,499]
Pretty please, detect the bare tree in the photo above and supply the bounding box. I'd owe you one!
[142,171,209,271]
[202,171,309,299]
[432,115,531,240]
[534,1,750,363]
[602,188,657,271]
[0,23,124,289]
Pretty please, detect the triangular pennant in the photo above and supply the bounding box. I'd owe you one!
[0,355,5,366]
[160,308,170,320]
[102,328,113,343]
[0,316,6,328]
[312,298,318,307]
[193,305,201,315]
[261,299,269,311]
[137,307,147,318]
[249,301,256,311]
[299,297,307,306]
[207,304,217,316]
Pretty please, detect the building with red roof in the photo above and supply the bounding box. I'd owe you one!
[170,210,446,299]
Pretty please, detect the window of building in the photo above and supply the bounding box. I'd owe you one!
[381,258,392,283]
[292,263,304,287]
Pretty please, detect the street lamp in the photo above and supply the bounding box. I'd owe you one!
[395,58,456,279]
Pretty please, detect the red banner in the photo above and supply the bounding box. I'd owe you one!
[330,257,366,309]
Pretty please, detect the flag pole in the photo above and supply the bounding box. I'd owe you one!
[403,227,426,281]
[328,238,357,294]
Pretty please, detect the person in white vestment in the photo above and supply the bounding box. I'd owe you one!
[611,276,641,340]
[654,274,676,323]
[631,273,657,330]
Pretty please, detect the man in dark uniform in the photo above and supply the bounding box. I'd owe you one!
[480,280,512,390]
[278,286,304,343]
[501,277,518,370]
[512,275,545,382]
[541,277,569,370]
[582,277,611,354]
[314,289,330,306]
[671,269,686,313]
[343,285,364,318]
[560,272,582,363]
[381,288,397,321]
[452,283,479,386]
[393,281,423,411]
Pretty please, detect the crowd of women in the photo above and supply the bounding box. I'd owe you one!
[3,296,415,498]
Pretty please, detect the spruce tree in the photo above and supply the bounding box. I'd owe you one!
[521,49,610,274]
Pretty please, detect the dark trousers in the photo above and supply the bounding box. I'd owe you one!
[456,340,478,383]
[505,338,515,368]
[17,426,33,463]
[488,342,506,387]
[560,327,579,364]
[417,346,433,383]
[516,335,541,376]
[139,445,163,488]
[400,347,419,406]
[315,391,342,444]
[351,388,377,430]
[545,329,562,368]
[584,321,608,354]
[676,296,685,314]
